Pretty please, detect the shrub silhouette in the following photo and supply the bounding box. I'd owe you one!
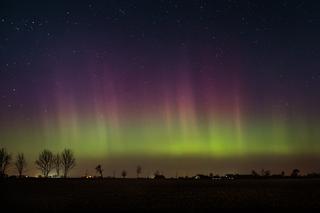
[260,169,271,177]
[264,170,271,177]
[136,165,142,178]
[61,149,76,178]
[121,170,127,178]
[251,170,259,177]
[153,170,165,179]
[15,153,26,177]
[291,169,300,177]
[35,150,54,177]
[95,164,103,178]
[0,148,11,177]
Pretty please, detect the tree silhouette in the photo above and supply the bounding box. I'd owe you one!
[15,153,26,177]
[0,148,11,177]
[35,150,54,177]
[291,169,300,177]
[95,164,103,178]
[61,149,76,178]
[121,170,127,178]
[53,153,62,177]
[136,165,142,178]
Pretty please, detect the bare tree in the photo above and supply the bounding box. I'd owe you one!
[15,153,27,177]
[121,170,127,178]
[136,165,142,178]
[95,164,103,178]
[35,150,54,177]
[0,148,11,177]
[54,153,62,177]
[61,149,76,178]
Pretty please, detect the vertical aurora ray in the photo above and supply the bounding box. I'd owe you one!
[1,54,320,161]
[37,62,320,158]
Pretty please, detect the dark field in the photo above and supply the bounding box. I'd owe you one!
[2,178,320,210]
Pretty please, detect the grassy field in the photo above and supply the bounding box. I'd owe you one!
[2,178,320,210]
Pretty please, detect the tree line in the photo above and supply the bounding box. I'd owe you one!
[1,147,317,179]
[0,148,75,178]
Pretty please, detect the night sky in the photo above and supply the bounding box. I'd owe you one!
[1,0,320,177]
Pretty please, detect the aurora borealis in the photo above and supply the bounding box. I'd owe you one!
[1,1,320,177]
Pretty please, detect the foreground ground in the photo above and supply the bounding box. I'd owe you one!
[2,178,320,210]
